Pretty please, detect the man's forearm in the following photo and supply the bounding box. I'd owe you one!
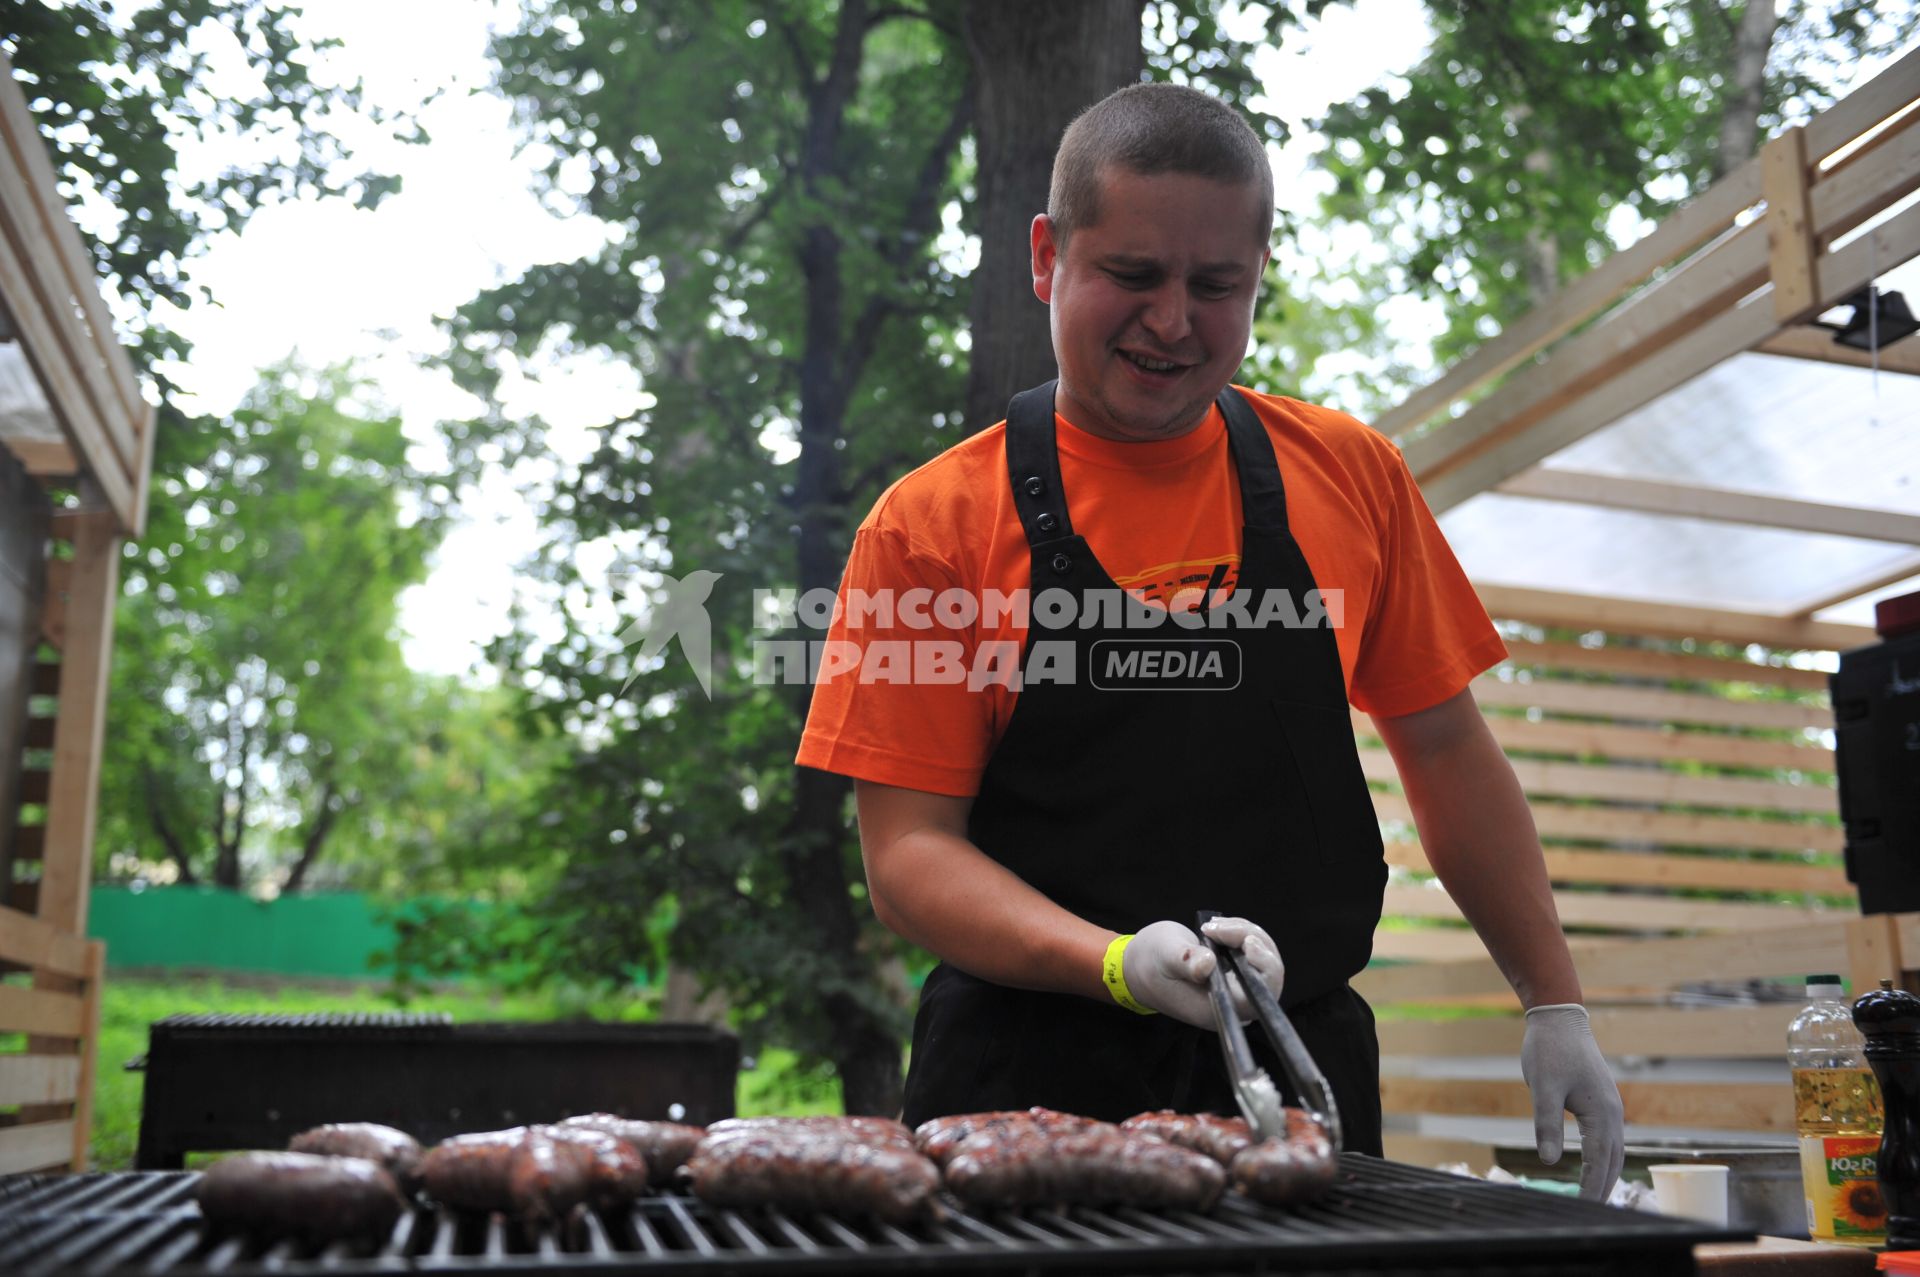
[857,784,1115,1001]
[1376,691,1583,1009]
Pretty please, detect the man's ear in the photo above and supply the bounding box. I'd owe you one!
[1031,214,1059,304]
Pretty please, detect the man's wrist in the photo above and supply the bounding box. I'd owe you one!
[1102,934,1156,1015]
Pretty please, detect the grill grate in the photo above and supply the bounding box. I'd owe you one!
[0,1155,1741,1276]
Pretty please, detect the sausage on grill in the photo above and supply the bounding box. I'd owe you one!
[539,1125,650,1208]
[702,1115,916,1152]
[289,1122,425,1193]
[419,1128,529,1211]
[684,1131,941,1224]
[943,1128,1226,1212]
[196,1151,406,1244]
[559,1114,704,1183]
[913,1108,1104,1166]
[507,1129,599,1225]
[1120,1111,1254,1165]
[1228,1109,1338,1205]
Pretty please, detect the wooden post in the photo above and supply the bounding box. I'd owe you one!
[38,509,117,936]
[1762,127,1820,325]
[68,939,104,1170]
[22,510,119,1160]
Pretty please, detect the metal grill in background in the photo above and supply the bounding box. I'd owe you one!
[0,1154,1740,1276]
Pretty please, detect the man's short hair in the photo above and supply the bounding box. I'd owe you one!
[1048,82,1274,250]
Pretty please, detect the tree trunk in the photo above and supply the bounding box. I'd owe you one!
[1715,0,1778,178]
[962,0,1144,433]
[141,762,197,885]
[282,778,340,894]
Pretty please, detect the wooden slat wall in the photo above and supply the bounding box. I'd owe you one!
[1364,616,1887,1162]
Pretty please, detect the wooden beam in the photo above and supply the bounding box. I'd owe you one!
[0,906,89,977]
[1475,715,1831,774]
[1495,467,1920,544]
[1763,128,1820,324]
[1371,927,1500,963]
[1374,790,1845,855]
[0,1054,79,1107]
[1758,327,1920,378]
[0,981,84,1037]
[1469,676,1832,732]
[0,1119,74,1174]
[1809,107,1920,250]
[1421,287,1782,513]
[1378,1077,1792,1133]
[1806,42,1920,166]
[1380,1005,1799,1059]
[1357,917,1873,1004]
[1375,154,1765,439]
[0,213,134,527]
[1498,638,1834,692]
[4,435,76,475]
[1786,551,1920,618]
[1385,840,1852,895]
[1404,219,1769,489]
[1364,746,1836,815]
[0,50,144,446]
[1383,882,1830,932]
[38,511,117,936]
[1475,583,1877,650]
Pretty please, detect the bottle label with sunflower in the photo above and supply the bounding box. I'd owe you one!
[1799,1134,1887,1242]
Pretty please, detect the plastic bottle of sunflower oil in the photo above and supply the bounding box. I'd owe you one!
[1790,974,1887,1244]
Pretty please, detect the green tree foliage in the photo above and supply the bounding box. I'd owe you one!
[94,366,453,892]
[1311,0,1920,367]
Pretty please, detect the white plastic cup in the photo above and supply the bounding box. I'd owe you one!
[1648,1163,1730,1226]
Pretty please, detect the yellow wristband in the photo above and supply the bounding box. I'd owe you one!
[1102,934,1156,1015]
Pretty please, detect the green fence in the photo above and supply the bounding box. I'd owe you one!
[87,886,395,978]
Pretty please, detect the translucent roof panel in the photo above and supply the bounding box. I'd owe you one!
[1542,351,1920,510]
[1439,494,1920,615]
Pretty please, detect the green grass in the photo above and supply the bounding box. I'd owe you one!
[91,975,842,1169]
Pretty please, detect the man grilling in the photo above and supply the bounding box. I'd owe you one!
[796,82,1625,1200]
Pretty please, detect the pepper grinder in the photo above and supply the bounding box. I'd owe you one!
[1855,978,1920,1249]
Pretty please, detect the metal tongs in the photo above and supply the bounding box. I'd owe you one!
[1196,909,1343,1151]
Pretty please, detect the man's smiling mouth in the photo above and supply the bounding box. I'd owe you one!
[1121,350,1185,372]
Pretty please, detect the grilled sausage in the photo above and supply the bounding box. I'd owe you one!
[289,1122,425,1193]
[943,1128,1226,1212]
[684,1131,941,1224]
[538,1125,650,1208]
[419,1128,529,1211]
[1120,1111,1254,1165]
[703,1115,916,1153]
[559,1114,704,1183]
[196,1151,406,1244]
[913,1108,1105,1166]
[1228,1109,1338,1205]
[507,1129,598,1226]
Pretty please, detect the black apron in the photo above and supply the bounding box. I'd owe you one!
[900,382,1388,1154]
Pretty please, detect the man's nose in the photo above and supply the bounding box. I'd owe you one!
[1139,281,1192,345]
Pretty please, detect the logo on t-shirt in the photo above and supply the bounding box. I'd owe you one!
[1111,557,1241,614]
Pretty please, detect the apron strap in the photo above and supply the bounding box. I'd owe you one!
[1004,380,1075,547]
[1217,387,1289,533]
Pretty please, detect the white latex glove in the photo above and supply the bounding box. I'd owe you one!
[1120,917,1285,1030]
[1521,1003,1625,1202]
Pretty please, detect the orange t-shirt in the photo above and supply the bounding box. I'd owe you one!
[796,385,1506,797]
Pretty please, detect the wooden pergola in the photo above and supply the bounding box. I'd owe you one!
[1366,47,1920,1167]
[0,49,155,1172]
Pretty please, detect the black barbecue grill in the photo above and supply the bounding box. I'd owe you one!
[132,1014,740,1168]
[0,1155,1744,1276]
